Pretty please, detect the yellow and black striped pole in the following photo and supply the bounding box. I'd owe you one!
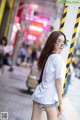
[62,7,80,95]
[57,5,68,108]
[59,6,68,32]
[59,5,68,96]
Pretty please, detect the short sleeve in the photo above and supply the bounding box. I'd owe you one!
[52,56,62,79]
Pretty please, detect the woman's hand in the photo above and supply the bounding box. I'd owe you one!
[58,104,63,115]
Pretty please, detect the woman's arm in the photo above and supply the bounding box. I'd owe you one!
[55,78,62,105]
[55,78,63,114]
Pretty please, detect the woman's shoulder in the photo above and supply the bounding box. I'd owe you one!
[50,53,62,60]
[49,54,65,68]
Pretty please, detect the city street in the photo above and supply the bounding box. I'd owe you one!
[0,66,80,120]
[0,0,80,120]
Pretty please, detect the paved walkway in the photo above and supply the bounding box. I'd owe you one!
[66,76,80,120]
[0,66,80,120]
[0,66,32,120]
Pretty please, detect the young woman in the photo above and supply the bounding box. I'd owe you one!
[0,37,7,65]
[0,37,7,46]
[31,31,66,120]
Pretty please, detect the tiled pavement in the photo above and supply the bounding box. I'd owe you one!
[0,66,32,120]
[66,76,80,120]
[0,66,80,120]
[0,90,32,120]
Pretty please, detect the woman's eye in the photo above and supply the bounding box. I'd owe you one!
[57,41,60,43]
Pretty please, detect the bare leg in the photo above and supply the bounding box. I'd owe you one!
[31,101,42,120]
[44,107,58,120]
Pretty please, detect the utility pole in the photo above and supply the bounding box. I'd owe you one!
[9,3,27,71]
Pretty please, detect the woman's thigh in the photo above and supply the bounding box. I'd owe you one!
[44,107,58,120]
[31,101,42,120]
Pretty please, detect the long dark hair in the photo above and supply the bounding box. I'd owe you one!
[38,31,66,70]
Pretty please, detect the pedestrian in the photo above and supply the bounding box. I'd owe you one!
[0,37,11,66]
[31,31,67,120]
[0,37,7,64]
[31,47,37,64]
[0,36,7,46]
[0,37,7,74]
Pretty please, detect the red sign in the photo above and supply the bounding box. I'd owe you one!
[28,21,43,36]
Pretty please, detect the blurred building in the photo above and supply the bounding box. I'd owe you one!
[0,0,65,64]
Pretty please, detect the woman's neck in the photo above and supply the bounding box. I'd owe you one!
[52,50,60,54]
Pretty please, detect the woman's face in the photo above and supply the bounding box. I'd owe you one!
[2,39,6,46]
[54,35,66,53]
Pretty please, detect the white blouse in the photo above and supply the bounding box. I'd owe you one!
[32,54,66,104]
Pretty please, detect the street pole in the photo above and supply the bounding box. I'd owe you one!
[8,1,19,71]
[9,20,24,71]
[8,2,27,71]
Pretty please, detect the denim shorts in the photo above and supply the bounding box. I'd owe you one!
[38,101,58,108]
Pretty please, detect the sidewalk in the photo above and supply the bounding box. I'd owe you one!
[0,66,80,120]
